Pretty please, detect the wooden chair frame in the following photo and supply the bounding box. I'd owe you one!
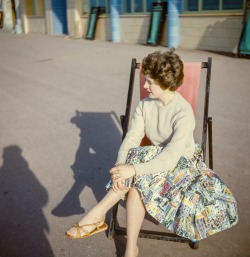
[108,57,213,250]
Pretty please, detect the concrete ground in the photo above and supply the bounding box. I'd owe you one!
[0,31,249,257]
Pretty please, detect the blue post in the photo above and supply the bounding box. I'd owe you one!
[168,0,181,48]
[110,0,121,43]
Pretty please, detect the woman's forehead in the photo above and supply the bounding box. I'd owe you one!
[145,75,154,81]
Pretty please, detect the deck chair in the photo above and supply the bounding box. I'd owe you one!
[108,57,213,250]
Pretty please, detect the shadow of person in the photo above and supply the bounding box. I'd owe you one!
[52,110,122,217]
[0,145,54,257]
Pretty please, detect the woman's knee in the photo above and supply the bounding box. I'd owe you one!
[128,187,141,198]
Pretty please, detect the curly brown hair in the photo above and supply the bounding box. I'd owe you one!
[141,49,184,91]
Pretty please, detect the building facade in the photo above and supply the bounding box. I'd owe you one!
[17,0,246,53]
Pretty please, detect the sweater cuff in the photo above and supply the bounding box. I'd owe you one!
[114,163,124,167]
[133,163,145,176]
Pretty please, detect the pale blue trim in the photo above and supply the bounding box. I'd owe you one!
[167,0,181,48]
[110,0,121,42]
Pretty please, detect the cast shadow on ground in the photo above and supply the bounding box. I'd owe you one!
[52,110,122,217]
[51,110,160,256]
[0,145,54,257]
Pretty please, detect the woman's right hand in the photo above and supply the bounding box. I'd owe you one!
[111,174,127,192]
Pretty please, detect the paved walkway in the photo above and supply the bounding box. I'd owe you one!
[0,31,249,257]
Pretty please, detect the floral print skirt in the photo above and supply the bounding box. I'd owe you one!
[106,145,238,241]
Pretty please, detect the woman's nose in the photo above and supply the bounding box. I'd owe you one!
[144,81,149,89]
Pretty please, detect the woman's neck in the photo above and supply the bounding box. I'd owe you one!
[158,90,175,106]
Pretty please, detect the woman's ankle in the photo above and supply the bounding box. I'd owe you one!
[77,207,106,226]
[90,206,106,221]
[124,244,139,257]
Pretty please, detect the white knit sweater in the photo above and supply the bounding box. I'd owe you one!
[116,92,196,175]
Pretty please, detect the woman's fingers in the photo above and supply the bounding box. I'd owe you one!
[110,166,119,174]
[112,180,119,192]
[111,172,121,181]
[112,184,118,192]
[118,179,126,190]
[112,177,127,192]
[110,164,133,192]
[110,164,135,179]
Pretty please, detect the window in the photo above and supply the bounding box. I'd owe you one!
[223,0,244,10]
[89,0,108,13]
[25,0,35,16]
[122,1,131,13]
[121,0,164,13]
[183,0,244,11]
[37,0,44,16]
[186,0,199,11]
[90,0,106,7]
[25,0,44,16]
[203,0,219,10]
[86,0,166,14]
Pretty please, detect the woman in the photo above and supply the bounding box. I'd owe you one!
[66,50,238,257]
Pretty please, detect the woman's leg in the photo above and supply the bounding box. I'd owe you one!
[125,188,146,257]
[66,188,129,237]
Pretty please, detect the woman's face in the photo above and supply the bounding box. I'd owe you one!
[144,76,165,99]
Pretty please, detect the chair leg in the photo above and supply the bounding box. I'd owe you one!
[108,202,119,239]
[208,117,213,169]
[189,240,200,250]
[108,213,115,239]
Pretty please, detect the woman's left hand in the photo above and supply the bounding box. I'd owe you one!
[109,164,136,180]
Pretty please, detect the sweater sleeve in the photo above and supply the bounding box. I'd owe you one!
[133,112,195,175]
[116,101,146,164]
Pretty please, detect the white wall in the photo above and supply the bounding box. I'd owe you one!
[27,17,46,34]
[81,14,167,45]
[67,0,83,38]
[180,15,243,54]
[82,14,243,53]
[120,15,150,44]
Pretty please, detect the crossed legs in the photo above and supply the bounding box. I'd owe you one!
[66,188,128,237]
[66,187,145,257]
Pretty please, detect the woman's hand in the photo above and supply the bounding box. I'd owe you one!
[110,164,136,192]
[110,164,136,180]
[111,176,127,192]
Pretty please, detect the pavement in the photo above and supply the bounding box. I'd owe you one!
[0,31,249,257]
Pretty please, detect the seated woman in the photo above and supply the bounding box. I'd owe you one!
[66,50,238,257]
